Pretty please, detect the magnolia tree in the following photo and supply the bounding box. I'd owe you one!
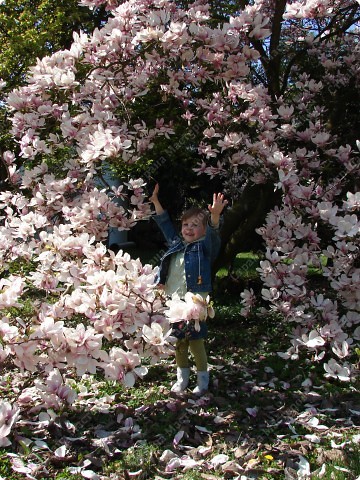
[0,0,359,448]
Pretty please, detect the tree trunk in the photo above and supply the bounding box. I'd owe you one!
[214,182,280,273]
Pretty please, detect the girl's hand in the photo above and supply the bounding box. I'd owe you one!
[149,183,164,214]
[208,193,228,215]
[149,183,159,203]
[208,193,228,226]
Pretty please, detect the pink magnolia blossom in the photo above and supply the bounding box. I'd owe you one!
[142,322,173,346]
[64,324,103,375]
[165,293,214,332]
[344,192,360,211]
[324,358,352,382]
[0,318,19,342]
[34,369,77,407]
[102,347,145,387]
[0,401,20,447]
[11,341,39,372]
[0,276,25,309]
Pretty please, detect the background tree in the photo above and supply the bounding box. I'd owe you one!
[0,0,109,186]
[0,0,109,88]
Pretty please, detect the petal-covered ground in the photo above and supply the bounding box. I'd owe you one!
[1,309,359,479]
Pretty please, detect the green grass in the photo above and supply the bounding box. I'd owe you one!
[180,472,218,480]
[310,444,360,479]
[104,443,159,477]
[0,451,24,480]
[54,472,83,480]
[216,251,261,280]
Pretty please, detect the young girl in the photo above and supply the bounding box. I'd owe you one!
[150,184,227,395]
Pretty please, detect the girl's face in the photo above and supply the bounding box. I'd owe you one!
[181,215,206,243]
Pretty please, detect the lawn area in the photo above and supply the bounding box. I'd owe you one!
[0,251,359,479]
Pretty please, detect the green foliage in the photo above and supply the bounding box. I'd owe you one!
[8,257,36,276]
[0,0,110,182]
[0,0,108,88]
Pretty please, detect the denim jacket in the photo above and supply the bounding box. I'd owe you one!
[153,210,221,294]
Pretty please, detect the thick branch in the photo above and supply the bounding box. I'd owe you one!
[251,0,287,100]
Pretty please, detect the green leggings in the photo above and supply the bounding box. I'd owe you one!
[175,338,207,371]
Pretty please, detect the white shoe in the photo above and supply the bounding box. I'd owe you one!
[192,371,209,396]
[171,367,190,393]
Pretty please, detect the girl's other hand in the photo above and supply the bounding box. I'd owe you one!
[208,192,228,216]
[149,183,159,203]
